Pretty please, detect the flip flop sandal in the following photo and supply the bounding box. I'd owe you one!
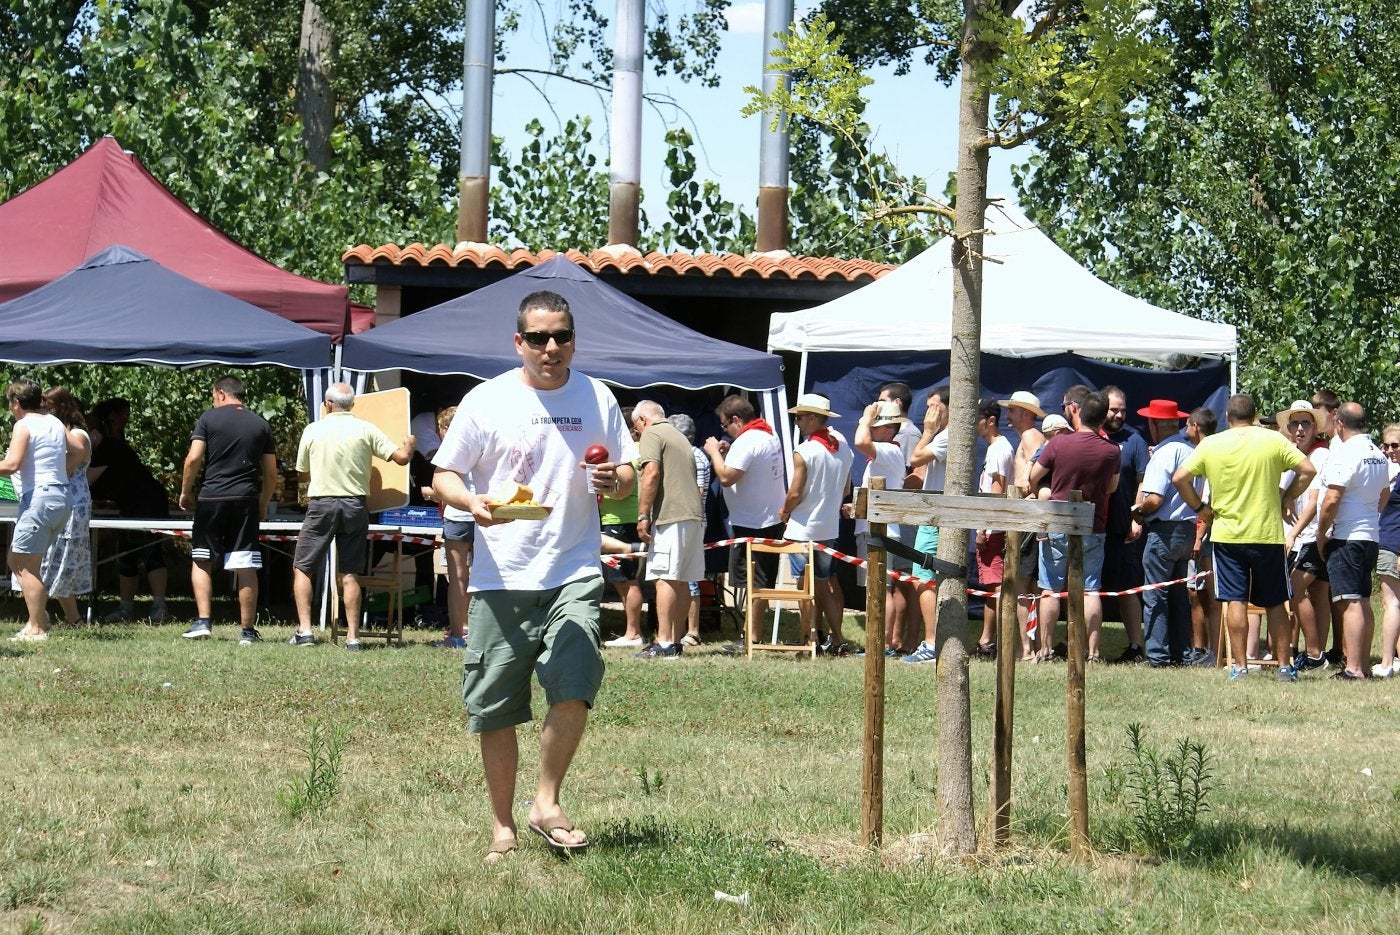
[482,836,518,865]
[529,816,590,852]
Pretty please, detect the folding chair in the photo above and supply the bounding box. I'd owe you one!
[745,540,817,659]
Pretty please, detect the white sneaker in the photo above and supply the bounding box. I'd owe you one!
[603,635,644,649]
[9,629,47,642]
[1371,662,1396,679]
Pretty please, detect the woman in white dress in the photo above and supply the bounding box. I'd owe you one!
[30,388,92,625]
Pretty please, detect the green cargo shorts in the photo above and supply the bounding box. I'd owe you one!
[461,574,605,734]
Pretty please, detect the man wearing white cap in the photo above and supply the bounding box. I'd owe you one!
[999,389,1046,654]
[855,399,916,655]
[780,394,854,651]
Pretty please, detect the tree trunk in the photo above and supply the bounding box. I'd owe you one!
[933,0,994,857]
[297,0,335,172]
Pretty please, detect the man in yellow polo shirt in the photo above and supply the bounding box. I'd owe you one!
[288,383,415,649]
[1172,394,1315,680]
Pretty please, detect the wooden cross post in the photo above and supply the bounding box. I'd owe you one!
[991,485,1023,847]
[860,478,887,848]
[1065,491,1090,860]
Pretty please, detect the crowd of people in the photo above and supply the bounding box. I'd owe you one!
[7,291,1399,865]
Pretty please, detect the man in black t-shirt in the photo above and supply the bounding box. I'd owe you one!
[88,398,172,622]
[177,376,276,643]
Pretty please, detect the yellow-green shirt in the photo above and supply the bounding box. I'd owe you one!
[1180,425,1305,544]
[296,412,398,497]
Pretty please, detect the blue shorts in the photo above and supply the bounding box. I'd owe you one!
[1325,539,1378,601]
[1212,542,1288,607]
[912,525,941,583]
[789,539,836,580]
[11,485,72,555]
[1039,532,1106,592]
[443,518,474,542]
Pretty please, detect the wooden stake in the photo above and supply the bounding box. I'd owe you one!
[1065,491,1090,860]
[991,486,1022,847]
[861,477,888,848]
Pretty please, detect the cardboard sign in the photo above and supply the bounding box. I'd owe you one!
[347,386,410,513]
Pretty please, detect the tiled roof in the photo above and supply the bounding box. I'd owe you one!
[341,243,895,283]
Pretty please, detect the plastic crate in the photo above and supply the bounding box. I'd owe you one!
[377,506,442,527]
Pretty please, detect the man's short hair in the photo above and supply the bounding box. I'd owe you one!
[930,385,950,406]
[214,375,246,401]
[1101,384,1125,403]
[1079,392,1109,429]
[324,383,355,411]
[1064,384,1092,408]
[716,394,755,425]
[5,378,42,411]
[1311,387,1340,411]
[1188,407,1218,437]
[1337,402,1366,432]
[977,398,1002,424]
[879,382,912,413]
[1225,394,1256,424]
[517,290,574,332]
[633,399,665,424]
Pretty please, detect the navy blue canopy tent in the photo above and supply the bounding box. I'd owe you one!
[341,256,784,391]
[0,245,331,369]
[342,255,792,450]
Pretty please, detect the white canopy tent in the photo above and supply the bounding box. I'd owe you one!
[768,201,1237,389]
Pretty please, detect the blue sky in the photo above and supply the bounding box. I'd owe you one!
[489,1,1022,239]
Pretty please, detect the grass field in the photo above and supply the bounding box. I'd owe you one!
[3,602,1399,934]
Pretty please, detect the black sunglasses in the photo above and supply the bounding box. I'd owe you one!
[1383,442,1400,451]
[1287,419,1312,430]
[520,329,574,348]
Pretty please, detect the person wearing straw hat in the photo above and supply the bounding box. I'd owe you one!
[1130,399,1208,667]
[780,393,854,653]
[999,389,1046,658]
[1277,399,1332,671]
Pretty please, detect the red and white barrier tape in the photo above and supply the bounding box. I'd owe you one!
[151,528,440,547]
[601,535,1209,601]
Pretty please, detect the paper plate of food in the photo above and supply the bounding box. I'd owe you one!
[486,482,551,520]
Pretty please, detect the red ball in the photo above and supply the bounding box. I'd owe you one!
[584,445,610,465]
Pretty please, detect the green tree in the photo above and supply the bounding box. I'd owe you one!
[1016,0,1400,422]
[753,2,1167,854]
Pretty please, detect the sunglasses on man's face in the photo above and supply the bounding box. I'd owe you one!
[1383,442,1400,451]
[520,329,575,348]
[1288,419,1312,430]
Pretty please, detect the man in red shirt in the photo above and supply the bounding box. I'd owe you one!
[1028,390,1121,661]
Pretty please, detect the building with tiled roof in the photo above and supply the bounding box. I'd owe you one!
[341,242,894,356]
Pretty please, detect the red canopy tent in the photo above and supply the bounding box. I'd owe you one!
[0,136,349,339]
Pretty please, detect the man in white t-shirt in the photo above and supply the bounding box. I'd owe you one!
[1316,402,1388,680]
[973,398,1014,656]
[703,394,786,598]
[779,393,854,650]
[433,290,637,862]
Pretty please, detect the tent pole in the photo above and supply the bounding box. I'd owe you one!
[333,343,343,383]
[1228,354,1237,393]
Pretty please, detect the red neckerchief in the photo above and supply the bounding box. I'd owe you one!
[737,417,774,437]
[808,427,839,453]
